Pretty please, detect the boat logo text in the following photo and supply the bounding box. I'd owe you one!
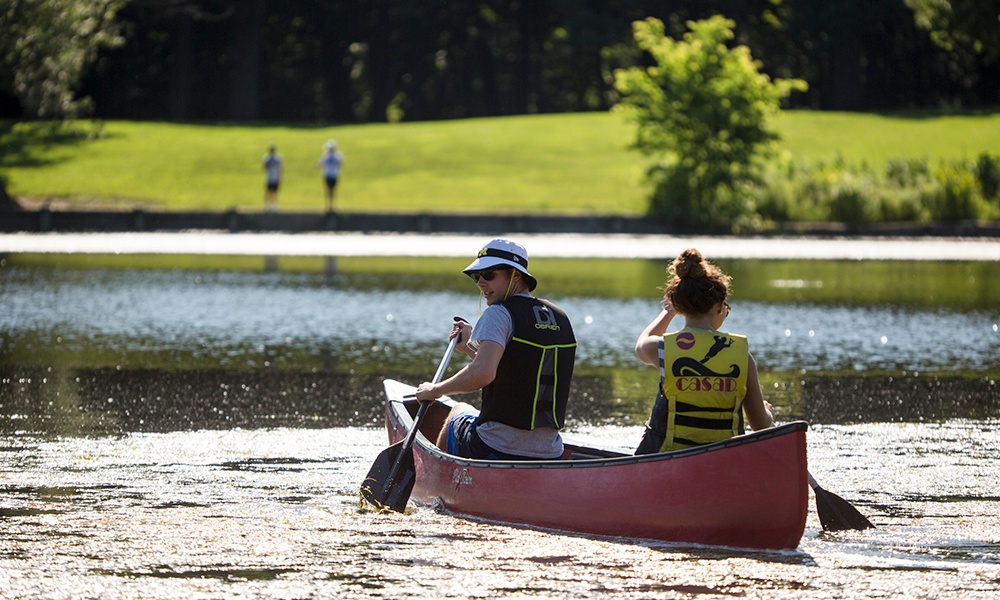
[452,467,473,486]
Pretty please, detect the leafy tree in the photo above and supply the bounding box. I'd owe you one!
[0,0,126,119]
[613,15,806,231]
[904,0,1000,64]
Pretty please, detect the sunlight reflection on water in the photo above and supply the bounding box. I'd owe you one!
[2,262,999,598]
[3,268,998,372]
[1,422,998,599]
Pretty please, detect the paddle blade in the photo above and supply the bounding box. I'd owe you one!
[813,484,875,531]
[360,441,417,513]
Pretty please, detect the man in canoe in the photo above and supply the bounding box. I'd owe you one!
[633,248,775,454]
[415,238,577,460]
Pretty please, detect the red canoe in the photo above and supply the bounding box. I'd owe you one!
[381,379,809,550]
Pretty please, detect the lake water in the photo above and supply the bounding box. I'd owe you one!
[1,250,999,599]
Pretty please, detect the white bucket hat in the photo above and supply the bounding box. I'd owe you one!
[463,238,537,291]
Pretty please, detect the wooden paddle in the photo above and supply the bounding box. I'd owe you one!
[808,471,875,531]
[360,316,464,512]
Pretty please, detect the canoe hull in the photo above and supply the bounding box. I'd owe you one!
[382,379,808,550]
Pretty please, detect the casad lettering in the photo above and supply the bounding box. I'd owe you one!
[674,377,737,393]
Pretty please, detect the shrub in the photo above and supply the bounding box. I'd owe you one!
[756,154,998,226]
[678,151,999,230]
[886,157,930,187]
[974,152,1000,203]
[827,172,876,224]
[876,187,929,222]
[926,163,983,221]
[755,171,793,222]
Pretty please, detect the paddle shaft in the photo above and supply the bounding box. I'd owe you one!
[773,417,873,531]
[377,317,463,498]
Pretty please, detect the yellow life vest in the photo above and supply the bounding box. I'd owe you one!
[656,328,749,451]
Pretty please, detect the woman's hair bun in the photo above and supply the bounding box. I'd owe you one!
[663,248,730,316]
[674,248,706,279]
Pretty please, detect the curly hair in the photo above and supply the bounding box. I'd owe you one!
[663,248,731,316]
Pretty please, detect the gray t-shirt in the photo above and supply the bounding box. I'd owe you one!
[470,297,564,459]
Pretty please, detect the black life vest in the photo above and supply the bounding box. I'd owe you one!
[478,296,576,430]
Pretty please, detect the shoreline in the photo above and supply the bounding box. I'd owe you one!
[3,206,1000,236]
[2,207,999,261]
[2,230,998,261]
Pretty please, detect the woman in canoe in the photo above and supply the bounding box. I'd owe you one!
[633,248,774,455]
[414,238,577,461]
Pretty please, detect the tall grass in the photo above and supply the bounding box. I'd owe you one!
[1,109,999,215]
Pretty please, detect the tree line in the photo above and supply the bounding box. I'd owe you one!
[1,0,998,123]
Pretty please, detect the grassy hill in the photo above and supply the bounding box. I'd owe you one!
[2,109,998,215]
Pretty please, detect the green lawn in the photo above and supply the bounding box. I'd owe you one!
[775,110,1000,166]
[2,109,998,215]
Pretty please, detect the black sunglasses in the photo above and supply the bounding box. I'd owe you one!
[469,267,509,283]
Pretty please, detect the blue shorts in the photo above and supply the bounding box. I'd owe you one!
[446,412,548,461]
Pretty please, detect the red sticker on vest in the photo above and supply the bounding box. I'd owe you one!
[675,331,695,350]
